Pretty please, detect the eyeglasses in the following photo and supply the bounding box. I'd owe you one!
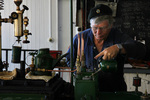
[91,26,109,31]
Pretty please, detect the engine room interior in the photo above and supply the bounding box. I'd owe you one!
[0,0,150,100]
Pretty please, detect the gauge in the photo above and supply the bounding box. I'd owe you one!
[11,12,18,19]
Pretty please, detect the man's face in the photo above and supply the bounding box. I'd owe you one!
[91,20,112,41]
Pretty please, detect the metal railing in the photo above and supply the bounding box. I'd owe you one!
[1,48,38,71]
[2,48,38,63]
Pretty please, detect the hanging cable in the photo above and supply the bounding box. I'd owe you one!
[0,0,4,10]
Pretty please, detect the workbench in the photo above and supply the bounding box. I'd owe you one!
[0,74,74,100]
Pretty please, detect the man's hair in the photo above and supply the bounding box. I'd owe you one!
[90,15,114,27]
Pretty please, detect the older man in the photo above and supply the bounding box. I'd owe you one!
[66,4,146,92]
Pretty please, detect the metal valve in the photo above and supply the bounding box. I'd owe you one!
[23,5,29,11]
[23,16,31,43]
[14,0,29,42]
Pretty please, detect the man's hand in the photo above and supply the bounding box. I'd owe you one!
[94,45,119,60]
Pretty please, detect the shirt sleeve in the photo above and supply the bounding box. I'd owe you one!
[118,31,146,59]
[66,34,78,67]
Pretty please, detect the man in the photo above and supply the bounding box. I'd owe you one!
[66,4,146,92]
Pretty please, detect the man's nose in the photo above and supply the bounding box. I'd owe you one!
[96,28,101,34]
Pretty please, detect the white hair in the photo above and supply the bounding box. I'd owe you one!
[90,15,114,27]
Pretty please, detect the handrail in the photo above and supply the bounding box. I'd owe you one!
[1,48,38,62]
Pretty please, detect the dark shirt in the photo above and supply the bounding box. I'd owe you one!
[66,28,146,92]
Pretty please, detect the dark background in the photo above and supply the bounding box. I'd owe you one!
[77,0,150,60]
[115,0,150,60]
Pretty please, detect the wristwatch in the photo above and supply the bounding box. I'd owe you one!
[116,44,123,54]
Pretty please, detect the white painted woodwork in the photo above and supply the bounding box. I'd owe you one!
[0,0,76,71]
[124,73,150,94]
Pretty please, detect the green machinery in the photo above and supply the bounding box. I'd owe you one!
[73,59,148,100]
[74,72,98,100]
[74,60,117,100]
[74,72,144,100]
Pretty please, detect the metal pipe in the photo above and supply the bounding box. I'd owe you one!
[77,33,81,56]
[55,66,72,69]
[0,13,1,60]
[34,68,77,73]
[76,33,81,74]
[20,61,25,78]
[14,0,23,42]
[70,0,73,84]
[5,50,8,71]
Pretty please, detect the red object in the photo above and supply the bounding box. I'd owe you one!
[147,61,150,67]
[133,77,141,86]
[49,50,62,59]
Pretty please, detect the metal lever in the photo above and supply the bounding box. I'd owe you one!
[89,68,101,77]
